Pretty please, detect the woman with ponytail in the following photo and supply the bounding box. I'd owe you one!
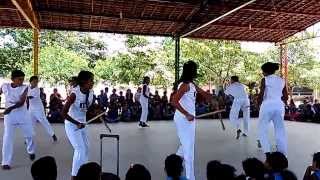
[171,60,212,180]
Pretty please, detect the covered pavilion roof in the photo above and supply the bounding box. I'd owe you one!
[1,0,320,42]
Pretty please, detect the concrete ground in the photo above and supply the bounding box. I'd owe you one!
[0,119,319,180]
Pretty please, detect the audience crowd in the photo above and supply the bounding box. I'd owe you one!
[31,150,320,180]
[29,86,320,123]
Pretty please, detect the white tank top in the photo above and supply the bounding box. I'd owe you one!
[175,82,197,116]
[67,86,94,123]
[140,84,150,102]
[263,74,285,102]
[1,83,28,114]
[28,86,44,111]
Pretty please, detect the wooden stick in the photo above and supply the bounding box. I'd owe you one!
[195,109,225,119]
[218,111,226,130]
[85,112,106,125]
[75,111,106,131]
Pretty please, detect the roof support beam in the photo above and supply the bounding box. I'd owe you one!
[208,24,299,32]
[243,8,320,17]
[10,0,39,29]
[37,8,189,24]
[176,0,209,36]
[33,29,39,76]
[181,0,257,37]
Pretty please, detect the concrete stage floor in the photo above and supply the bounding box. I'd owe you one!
[0,119,319,180]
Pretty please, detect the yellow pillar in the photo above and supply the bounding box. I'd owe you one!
[33,28,39,76]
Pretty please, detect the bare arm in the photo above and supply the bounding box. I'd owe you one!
[282,85,288,106]
[171,83,194,121]
[4,88,28,115]
[61,93,84,128]
[257,78,265,107]
[303,166,317,180]
[193,83,212,103]
[142,85,149,98]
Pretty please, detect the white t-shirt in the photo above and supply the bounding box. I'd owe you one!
[67,86,94,123]
[1,83,28,109]
[28,86,44,112]
[175,83,197,116]
[225,82,248,99]
[263,74,285,102]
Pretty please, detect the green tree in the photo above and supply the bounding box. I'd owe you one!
[28,44,90,86]
[0,29,32,76]
[262,33,320,90]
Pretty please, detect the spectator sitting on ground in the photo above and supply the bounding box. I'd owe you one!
[125,164,151,180]
[101,172,120,180]
[281,170,298,180]
[48,89,64,123]
[207,160,237,180]
[107,89,119,122]
[165,154,187,180]
[299,99,314,121]
[31,156,57,180]
[134,87,142,103]
[110,89,119,103]
[313,100,320,122]
[125,89,134,106]
[241,158,266,180]
[77,162,101,180]
[303,152,320,180]
[50,88,62,101]
[162,91,168,106]
[288,99,299,121]
[101,87,109,109]
[119,91,125,107]
[97,90,104,106]
[120,102,132,122]
[266,152,289,180]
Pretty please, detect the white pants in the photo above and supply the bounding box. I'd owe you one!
[30,110,55,137]
[139,98,149,123]
[65,122,89,176]
[174,113,196,180]
[229,98,250,134]
[2,113,35,166]
[258,101,287,155]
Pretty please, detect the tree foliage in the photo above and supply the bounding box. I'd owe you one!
[0,29,32,75]
[1,28,320,91]
[35,44,89,85]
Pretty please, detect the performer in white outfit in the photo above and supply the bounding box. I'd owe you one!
[225,76,250,139]
[1,70,35,170]
[28,76,57,142]
[139,76,151,127]
[257,62,288,159]
[171,61,212,180]
[62,71,94,180]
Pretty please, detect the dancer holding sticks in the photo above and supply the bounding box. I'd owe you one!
[62,71,95,180]
[171,60,212,180]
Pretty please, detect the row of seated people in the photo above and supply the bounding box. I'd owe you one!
[43,87,320,123]
[286,99,320,122]
[30,151,320,180]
